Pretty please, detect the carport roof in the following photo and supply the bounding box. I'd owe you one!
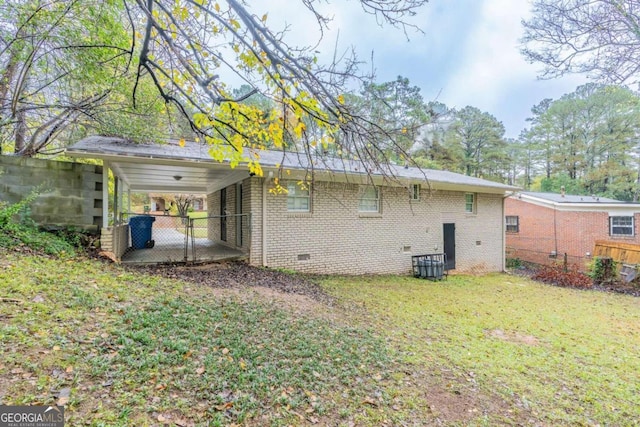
[67,136,518,194]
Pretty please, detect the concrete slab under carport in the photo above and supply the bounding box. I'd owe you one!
[121,223,247,265]
[121,242,247,265]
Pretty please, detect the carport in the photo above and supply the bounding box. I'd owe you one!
[66,136,251,264]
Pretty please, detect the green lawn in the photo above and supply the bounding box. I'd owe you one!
[0,252,392,426]
[2,251,639,426]
[323,274,640,426]
[188,211,209,219]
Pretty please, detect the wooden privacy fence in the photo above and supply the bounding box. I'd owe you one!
[593,240,640,264]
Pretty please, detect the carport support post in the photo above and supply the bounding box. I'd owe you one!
[118,178,124,222]
[102,161,110,228]
[114,177,119,224]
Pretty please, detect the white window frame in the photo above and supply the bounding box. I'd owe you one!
[410,184,420,201]
[465,193,476,214]
[359,186,380,213]
[287,182,311,212]
[505,215,519,233]
[610,216,634,236]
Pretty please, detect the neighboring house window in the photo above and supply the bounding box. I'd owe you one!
[610,216,634,236]
[359,186,380,212]
[465,193,476,213]
[506,215,519,233]
[287,182,310,212]
[410,184,420,201]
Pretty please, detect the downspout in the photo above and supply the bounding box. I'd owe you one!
[553,207,558,256]
[102,161,109,229]
[262,172,272,267]
[502,192,516,272]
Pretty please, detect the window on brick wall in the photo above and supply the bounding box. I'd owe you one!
[610,216,634,236]
[505,215,519,233]
[287,182,310,212]
[410,184,420,201]
[465,193,476,213]
[359,186,380,212]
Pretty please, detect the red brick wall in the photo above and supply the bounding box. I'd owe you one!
[505,198,640,265]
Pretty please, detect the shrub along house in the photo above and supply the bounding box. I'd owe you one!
[67,136,517,275]
[505,191,640,267]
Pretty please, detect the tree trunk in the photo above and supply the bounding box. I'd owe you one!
[14,108,27,155]
[0,59,17,111]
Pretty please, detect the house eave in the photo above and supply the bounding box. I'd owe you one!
[66,138,518,195]
[512,193,640,214]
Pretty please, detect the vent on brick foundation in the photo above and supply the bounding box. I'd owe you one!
[476,241,482,246]
[297,254,311,261]
[403,246,412,253]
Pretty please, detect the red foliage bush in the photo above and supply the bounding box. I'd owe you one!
[532,266,593,289]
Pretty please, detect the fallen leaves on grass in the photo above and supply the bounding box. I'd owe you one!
[128,261,333,304]
[532,266,592,288]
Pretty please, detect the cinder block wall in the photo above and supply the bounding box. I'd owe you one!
[0,156,103,231]
[505,197,640,261]
[211,178,505,275]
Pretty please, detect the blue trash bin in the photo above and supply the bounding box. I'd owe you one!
[129,215,155,249]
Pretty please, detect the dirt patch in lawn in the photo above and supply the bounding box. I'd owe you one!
[487,328,541,346]
[128,261,334,304]
[126,262,342,324]
[393,365,533,425]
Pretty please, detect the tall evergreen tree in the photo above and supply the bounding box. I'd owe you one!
[445,106,507,180]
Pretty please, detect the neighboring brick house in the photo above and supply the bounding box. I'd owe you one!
[505,191,640,266]
[149,195,205,212]
[68,136,517,275]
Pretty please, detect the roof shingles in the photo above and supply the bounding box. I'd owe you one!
[68,136,517,192]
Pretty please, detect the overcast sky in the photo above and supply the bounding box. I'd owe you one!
[258,0,588,138]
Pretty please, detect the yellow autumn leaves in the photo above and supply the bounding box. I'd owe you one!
[157,1,342,179]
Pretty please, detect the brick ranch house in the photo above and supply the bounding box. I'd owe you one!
[67,136,517,275]
[505,191,640,266]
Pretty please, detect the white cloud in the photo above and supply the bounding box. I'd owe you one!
[440,0,587,136]
[244,1,589,137]
[443,1,532,111]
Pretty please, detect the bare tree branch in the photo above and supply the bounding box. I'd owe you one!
[522,0,640,84]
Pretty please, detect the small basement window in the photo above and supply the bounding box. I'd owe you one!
[610,216,634,236]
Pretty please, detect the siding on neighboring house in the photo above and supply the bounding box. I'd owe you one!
[208,178,505,275]
[505,196,640,265]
